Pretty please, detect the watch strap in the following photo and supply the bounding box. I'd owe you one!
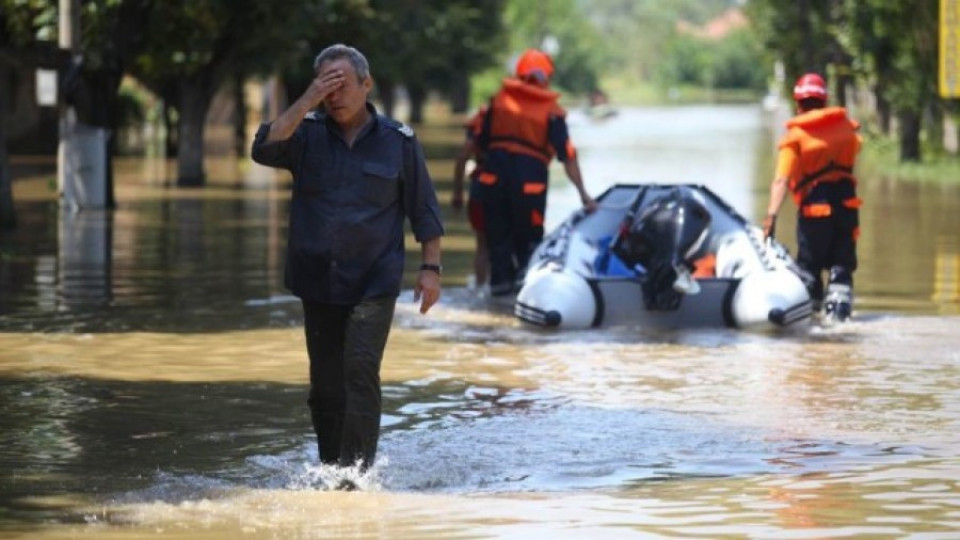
[419,263,442,275]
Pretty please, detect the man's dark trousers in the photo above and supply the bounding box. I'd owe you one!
[302,296,396,469]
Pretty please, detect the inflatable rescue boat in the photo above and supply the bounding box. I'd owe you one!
[514,184,813,330]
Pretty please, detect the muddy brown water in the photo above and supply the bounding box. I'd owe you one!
[1,104,958,539]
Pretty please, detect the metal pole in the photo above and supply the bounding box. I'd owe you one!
[59,0,79,50]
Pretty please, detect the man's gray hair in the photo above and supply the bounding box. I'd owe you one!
[313,44,370,81]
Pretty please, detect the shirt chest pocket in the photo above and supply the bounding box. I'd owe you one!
[360,161,400,206]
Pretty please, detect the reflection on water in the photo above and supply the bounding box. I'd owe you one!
[57,209,113,309]
[2,105,960,538]
[933,237,960,305]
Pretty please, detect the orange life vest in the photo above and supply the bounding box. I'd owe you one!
[484,78,566,164]
[777,107,862,206]
[467,106,487,139]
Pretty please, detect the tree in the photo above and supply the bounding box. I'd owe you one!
[0,2,62,227]
[503,0,609,95]
[1,0,151,208]
[0,54,13,229]
[845,0,938,161]
[747,0,941,162]
[584,0,735,84]
[744,0,838,86]
[276,0,506,122]
[129,0,313,186]
[413,0,506,115]
[710,29,768,91]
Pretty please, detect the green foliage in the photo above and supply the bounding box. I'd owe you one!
[274,0,506,106]
[0,0,132,66]
[470,65,508,106]
[657,34,711,87]
[710,29,767,90]
[494,0,762,99]
[747,0,948,162]
[499,0,610,94]
[366,0,506,90]
[133,2,225,79]
[131,0,307,84]
[116,83,145,126]
[0,0,57,45]
[583,0,739,81]
[860,134,960,182]
[650,21,766,94]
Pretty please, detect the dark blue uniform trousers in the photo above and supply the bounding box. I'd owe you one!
[302,296,396,470]
[480,151,549,295]
[796,181,859,301]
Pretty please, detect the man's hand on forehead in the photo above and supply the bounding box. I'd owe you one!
[318,68,345,84]
[319,67,344,79]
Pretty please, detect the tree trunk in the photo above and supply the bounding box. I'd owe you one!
[0,128,15,230]
[0,63,16,229]
[377,78,396,119]
[234,75,246,157]
[948,112,960,156]
[99,133,116,209]
[164,101,179,157]
[450,71,470,114]
[898,109,922,162]
[798,0,816,72]
[874,85,891,134]
[925,103,943,154]
[176,79,213,187]
[95,70,120,209]
[835,73,853,108]
[408,83,426,124]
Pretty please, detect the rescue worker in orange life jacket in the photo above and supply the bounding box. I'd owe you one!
[763,73,863,321]
[476,49,598,296]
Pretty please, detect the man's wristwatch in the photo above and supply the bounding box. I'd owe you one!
[419,263,442,275]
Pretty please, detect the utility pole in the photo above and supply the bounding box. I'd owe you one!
[59,0,79,54]
[57,0,112,307]
[57,0,78,207]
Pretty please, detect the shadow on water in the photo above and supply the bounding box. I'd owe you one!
[1,193,318,334]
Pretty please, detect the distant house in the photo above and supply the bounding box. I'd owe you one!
[676,8,749,41]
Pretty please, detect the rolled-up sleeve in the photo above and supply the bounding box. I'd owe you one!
[402,137,445,242]
[251,123,300,170]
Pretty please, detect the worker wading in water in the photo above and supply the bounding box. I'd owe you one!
[476,49,596,296]
[763,73,862,322]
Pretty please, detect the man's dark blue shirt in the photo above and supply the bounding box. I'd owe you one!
[251,103,444,304]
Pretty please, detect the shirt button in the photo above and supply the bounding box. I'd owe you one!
[331,261,338,268]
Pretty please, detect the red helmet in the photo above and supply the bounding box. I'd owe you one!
[515,49,554,83]
[793,73,827,101]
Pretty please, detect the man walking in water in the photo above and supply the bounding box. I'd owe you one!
[251,44,444,479]
[763,73,862,322]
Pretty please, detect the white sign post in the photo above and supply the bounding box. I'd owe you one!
[36,69,58,107]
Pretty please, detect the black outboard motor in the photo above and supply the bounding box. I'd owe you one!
[613,187,712,310]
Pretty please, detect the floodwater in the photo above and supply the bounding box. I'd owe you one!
[1,104,959,539]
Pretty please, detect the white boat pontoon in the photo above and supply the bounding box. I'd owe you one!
[515,184,813,331]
